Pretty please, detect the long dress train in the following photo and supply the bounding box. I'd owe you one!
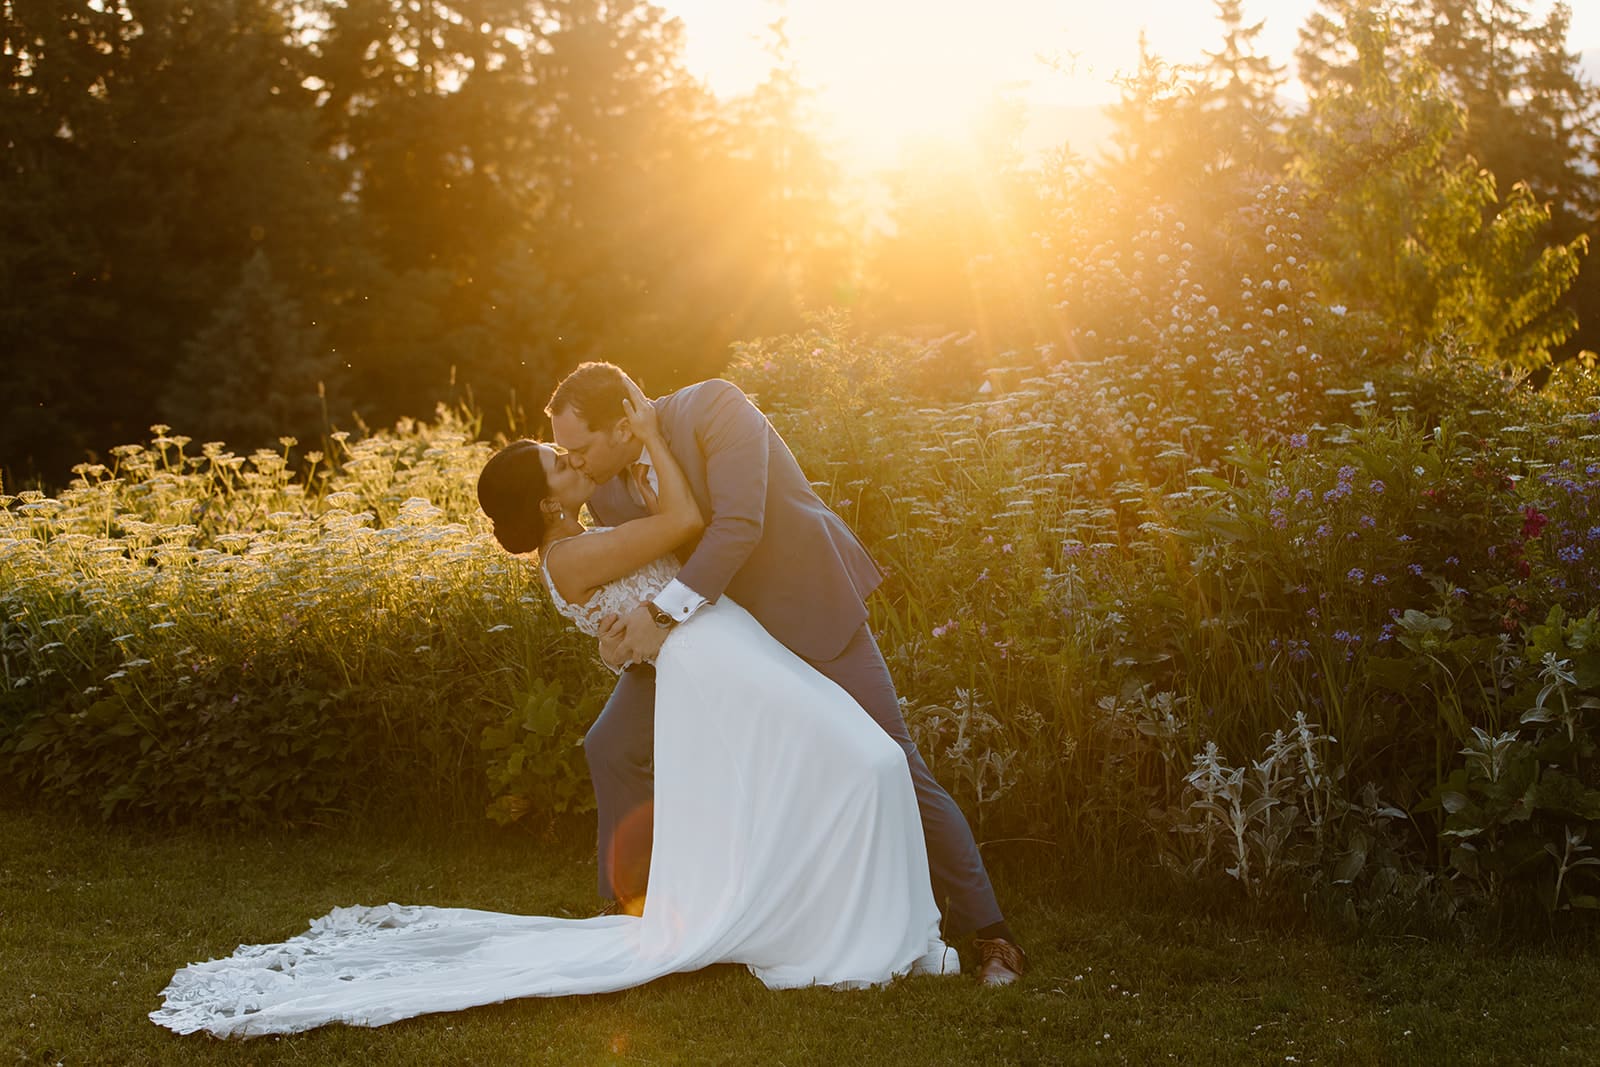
[150,547,946,1037]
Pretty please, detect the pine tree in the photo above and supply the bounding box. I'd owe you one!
[1200,1,1289,176]
[1,0,343,480]
[726,12,851,318]
[164,249,333,446]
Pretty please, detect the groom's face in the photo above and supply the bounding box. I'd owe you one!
[550,405,636,484]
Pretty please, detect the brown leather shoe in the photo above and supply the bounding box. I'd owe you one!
[974,937,1028,987]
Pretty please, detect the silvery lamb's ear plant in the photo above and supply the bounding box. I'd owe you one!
[1165,712,1409,904]
[905,687,1020,837]
[1424,606,1600,918]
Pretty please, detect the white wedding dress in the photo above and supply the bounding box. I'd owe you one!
[151,540,948,1038]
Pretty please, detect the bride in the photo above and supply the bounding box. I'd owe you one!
[150,379,952,1038]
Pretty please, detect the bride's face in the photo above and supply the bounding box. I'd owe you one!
[538,443,596,513]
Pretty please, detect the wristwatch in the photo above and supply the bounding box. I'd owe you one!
[647,602,679,630]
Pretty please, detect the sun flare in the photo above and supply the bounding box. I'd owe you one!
[664,0,1600,165]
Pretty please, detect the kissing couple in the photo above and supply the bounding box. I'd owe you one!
[152,363,1027,1037]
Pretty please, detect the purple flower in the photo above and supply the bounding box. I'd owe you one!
[1347,567,1366,583]
[1337,465,1357,483]
[1273,486,1292,500]
[1368,480,1386,494]
[1407,563,1424,577]
[1379,624,1396,642]
[1289,433,1309,448]
[1396,533,1412,543]
[1295,489,1313,505]
[1371,573,1388,586]
[1269,508,1287,529]
[1445,556,1459,566]
[1559,545,1585,563]
[1359,514,1376,528]
[1587,526,1600,541]
[1315,523,1332,539]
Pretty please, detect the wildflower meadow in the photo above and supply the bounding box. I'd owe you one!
[7,183,1600,940]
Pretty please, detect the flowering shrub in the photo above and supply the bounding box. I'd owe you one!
[6,182,1599,927]
[0,409,608,825]
[726,225,1600,915]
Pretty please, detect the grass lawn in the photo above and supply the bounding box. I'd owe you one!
[2,803,1597,1066]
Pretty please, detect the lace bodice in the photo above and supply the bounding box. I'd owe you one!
[541,528,679,637]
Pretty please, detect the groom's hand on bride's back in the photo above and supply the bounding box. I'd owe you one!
[597,613,629,671]
[613,602,669,667]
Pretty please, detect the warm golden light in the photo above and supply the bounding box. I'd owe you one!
[663,0,1600,163]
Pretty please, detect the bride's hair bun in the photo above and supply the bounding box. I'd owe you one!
[477,440,550,555]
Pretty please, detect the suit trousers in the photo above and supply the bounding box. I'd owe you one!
[582,618,1005,939]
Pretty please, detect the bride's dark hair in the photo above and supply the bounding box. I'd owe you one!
[476,440,550,555]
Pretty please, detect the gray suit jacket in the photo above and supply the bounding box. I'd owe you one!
[587,379,881,663]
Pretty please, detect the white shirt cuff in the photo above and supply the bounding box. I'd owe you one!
[651,578,706,622]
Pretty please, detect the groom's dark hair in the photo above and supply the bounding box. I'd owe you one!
[546,361,630,431]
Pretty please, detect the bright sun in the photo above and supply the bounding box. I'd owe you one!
[660,0,1600,166]
[663,0,1253,162]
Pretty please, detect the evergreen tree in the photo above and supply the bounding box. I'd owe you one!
[724,12,851,319]
[1101,32,1210,204]
[1199,0,1289,181]
[1,0,342,481]
[164,249,333,446]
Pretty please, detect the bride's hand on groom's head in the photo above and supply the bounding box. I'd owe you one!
[620,376,659,441]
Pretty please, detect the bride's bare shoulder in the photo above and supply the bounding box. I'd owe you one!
[541,532,602,607]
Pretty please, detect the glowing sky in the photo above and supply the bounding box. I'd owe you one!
[659,0,1600,158]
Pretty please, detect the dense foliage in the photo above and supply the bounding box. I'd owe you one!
[7,168,1600,929]
[4,0,1596,487]
[5,0,1600,932]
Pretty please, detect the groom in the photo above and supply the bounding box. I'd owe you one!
[546,361,1027,985]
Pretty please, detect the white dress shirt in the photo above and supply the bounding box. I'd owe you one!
[632,446,707,623]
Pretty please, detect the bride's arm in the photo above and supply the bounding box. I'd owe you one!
[544,379,705,606]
